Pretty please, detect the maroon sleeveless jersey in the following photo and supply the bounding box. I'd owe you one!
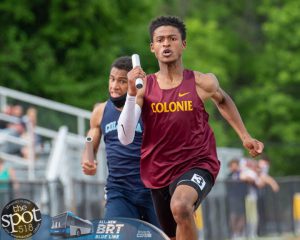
[141,69,220,188]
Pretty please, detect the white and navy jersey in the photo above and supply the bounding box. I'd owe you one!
[100,100,145,191]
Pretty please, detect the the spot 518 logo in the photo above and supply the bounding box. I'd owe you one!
[1,198,42,239]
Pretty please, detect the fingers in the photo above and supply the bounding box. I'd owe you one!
[249,149,259,157]
[128,67,146,81]
[81,160,97,175]
[82,167,96,175]
[81,160,95,168]
[244,138,264,157]
[255,141,264,153]
[133,66,146,78]
[127,67,146,95]
[252,140,264,156]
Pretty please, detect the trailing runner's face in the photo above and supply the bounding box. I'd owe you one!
[109,67,128,98]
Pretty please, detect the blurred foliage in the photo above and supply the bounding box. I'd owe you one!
[0,0,299,176]
[0,0,159,109]
[239,0,300,176]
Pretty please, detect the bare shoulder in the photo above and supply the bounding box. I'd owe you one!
[194,71,219,92]
[91,102,107,127]
[194,71,220,100]
[93,102,107,113]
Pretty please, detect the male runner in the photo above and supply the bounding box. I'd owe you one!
[81,56,159,226]
[117,16,264,240]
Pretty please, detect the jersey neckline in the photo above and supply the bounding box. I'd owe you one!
[152,69,189,91]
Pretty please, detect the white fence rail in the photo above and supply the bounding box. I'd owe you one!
[0,86,91,136]
[0,87,107,182]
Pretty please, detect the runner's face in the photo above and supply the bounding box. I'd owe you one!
[150,26,186,63]
[109,67,128,98]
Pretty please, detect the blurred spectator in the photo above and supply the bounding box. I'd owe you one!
[258,167,279,191]
[227,158,240,180]
[0,158,17,205]
[257,154,279,192]
[257,154,279,236]
[0,104,26,154]
[240,158,260,239]
[8,105,26,134]
[240,157,280,238]
[21,107,42,160]
[226,159,247,239]
[0,105,13,129]
[258,154,270,175]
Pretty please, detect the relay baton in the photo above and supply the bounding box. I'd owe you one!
[85,136,94,163]
[132,54,143,89]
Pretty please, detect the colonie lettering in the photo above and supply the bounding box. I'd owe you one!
[151,101,193,113]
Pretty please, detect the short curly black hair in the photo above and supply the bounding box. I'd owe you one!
[149,16,186,42]
[111,56,132,72]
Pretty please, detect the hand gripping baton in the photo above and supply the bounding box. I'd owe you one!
[132,54,143,89]
[85,136,94,163]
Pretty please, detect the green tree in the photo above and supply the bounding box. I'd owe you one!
[1,0,299,175]
[0,0,158,109]
[238,0,300,175]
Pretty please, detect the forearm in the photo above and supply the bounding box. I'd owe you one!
[82,130,99,175]
[83,128,100,155]
[117,94,141,145]
[217,93,250,141]
[261,174,280,192]
[88,127,101,151]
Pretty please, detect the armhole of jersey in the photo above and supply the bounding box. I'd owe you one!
[98,101,107,132]
[144,74,153,96]
[192,70,206,104]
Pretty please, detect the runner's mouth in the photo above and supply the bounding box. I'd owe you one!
[110,92,121,97]
[162,49,172,57]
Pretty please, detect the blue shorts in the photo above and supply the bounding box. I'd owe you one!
[104,188,160,228]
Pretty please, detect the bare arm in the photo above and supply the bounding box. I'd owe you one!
[260,174,280,192]
[195,72,264,157]
[81,103,106,175]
